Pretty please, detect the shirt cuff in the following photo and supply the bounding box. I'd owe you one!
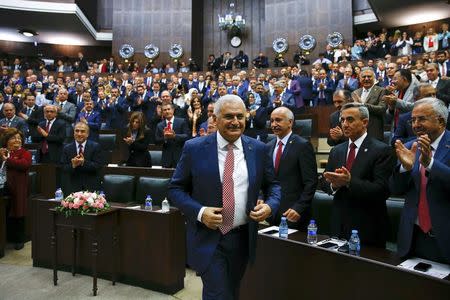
[399,165,408,173]
[330,183,338,195]
[197,206,206,222]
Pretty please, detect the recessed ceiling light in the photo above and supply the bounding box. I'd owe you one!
[18,29,38,37]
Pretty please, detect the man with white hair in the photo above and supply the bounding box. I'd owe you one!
[391,98,450,264]
[169,94,280,300]
[269,81,295,112]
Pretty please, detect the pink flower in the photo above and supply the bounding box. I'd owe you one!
[69,203,74,209]
[98,203,104,209]
[73,203,80,209]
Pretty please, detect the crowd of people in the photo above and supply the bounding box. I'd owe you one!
[0,21,449,298]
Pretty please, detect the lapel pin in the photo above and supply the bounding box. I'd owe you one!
[364,148,368,152]
[289,141,293,144]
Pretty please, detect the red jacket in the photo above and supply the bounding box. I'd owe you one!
[6,148,32,217]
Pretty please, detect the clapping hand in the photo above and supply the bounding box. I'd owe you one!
[329,126,343,141]
[323,166,351,189]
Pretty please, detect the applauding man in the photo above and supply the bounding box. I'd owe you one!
[390,98,450,264]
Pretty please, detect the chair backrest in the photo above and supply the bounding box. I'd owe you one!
[98,134,117,151]
[294,119,312,139]
[135,176,171,206]
[383,131,392,145]
[311,191,334,235]
[102,174,135,203]
[386,197,405,244]
[266,134,276,143]
[149,150,162,167]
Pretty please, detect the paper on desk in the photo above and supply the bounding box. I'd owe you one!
[258,226,298,237]
[107,164,119,167]
[316,238,347,248]
[126,205,141,210]
[398,257,450,279]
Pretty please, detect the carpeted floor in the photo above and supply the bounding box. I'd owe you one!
[0,242,202,299]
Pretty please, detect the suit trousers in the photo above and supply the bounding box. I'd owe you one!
[200,226,249,300]
[411,225,448,264]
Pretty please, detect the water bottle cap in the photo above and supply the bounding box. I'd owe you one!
[352,229,358,234]
[310,220,315,224]
[281,216,287,221]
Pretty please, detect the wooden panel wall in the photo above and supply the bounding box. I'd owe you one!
[203,0,265,68]
[265,0,353,63]
[112,0,192,67]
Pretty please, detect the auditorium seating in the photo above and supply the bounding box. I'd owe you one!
[311,190,405,249]
[149,150,163,167]
[98,133,117,164]
[294,119,313,139]
[135,177,170,206]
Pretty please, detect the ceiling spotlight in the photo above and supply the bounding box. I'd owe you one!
[18,29,38,37]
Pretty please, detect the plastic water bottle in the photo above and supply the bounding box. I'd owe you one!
[279,217,288,239]
[161,197,170,212]
[99,191,105,198]
[55,188,64,201]
[307,219,318,244]
[31,153,36,164]
[145,195,153,211]
[256,135,260,141]
[349,229,361,256]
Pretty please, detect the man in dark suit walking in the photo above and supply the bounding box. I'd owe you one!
[155,103,190,168]
[267,107,317,229]
[390,98,450,264]
[61,122,103,194]
[169,95,280,300]
[321,103,395,247]
[33,105,66,164]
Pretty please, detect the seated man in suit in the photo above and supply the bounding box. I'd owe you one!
[0,103,28,136]
[327,89,351,146]
[321,103,395,247]
[390,98,450,264]
[76,99,101,142]
[61,122,103,194]
[155,103,190,168]
[33,105,66,164]
[426,63,450,106]
[169,95,280,300]
[267,107,317,230]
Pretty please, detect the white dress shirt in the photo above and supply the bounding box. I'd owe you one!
[197,131,249,228]
[346,131,368,159]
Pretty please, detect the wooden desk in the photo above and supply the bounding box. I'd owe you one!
[32,199,186,294]
[240,231,450,300]
[50,207,119,296]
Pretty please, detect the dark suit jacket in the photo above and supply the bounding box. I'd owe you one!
[76,111,101,141]
[313,78,334,105]
[155,117,190,168]
[390,130,450,262]
[23,106,44,141]
[391,112,415,145]
[0,116,28,135]
[123,129,152,167]
[298,76,314,100]
[287,79,304,108]
[327,110,347,146]
[267,134,318,229]
[34,119,66,164]
[435,78,450,106]
[321,135,395,246]
[61,140,103,194]
[168,133,280,273]
[352,85,387,141]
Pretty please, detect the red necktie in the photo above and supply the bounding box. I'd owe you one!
[274,141,283,174]
[42,121,50,154]
[418,165,432,233]
[78,143,84,156]
[167,121,172,130]
[346,142,357,170]
[219,144,235,235]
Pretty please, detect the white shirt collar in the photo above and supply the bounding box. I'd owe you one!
[349,131,368,149]
[77,140,87,149]
[217,131,243,151]
[276,131,292,146]
[431,131,445,151]
[429,78,439,85]
[166,116,175,124]
[363,83,375,93]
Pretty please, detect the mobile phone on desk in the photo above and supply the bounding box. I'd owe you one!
[318,242,339,249]
[262,229,279,235]
[413,262,431,272]
[337,244,349,253]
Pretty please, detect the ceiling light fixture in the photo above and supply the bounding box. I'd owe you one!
[18,29,38,37]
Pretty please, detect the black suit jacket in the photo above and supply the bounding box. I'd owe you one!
[327,110,347,146]
[321,135,395,246]
[23,106,44,142]
[61,140,103,194]
[34,119,66,164]
[155,117,190,168]
[267,134,318,229]
[122,129,152,167]
[436,78,450,106]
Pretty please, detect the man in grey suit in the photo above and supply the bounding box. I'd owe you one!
[352,67,387,141]
[0,103,28,136]
[55,88,76,143]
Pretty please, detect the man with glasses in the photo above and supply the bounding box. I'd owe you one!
[352,67,388,141]
[321,102,395,247]
[378,62,397,88]
[391,98,450,264]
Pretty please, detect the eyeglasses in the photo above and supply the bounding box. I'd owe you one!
[408,115,438,125]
